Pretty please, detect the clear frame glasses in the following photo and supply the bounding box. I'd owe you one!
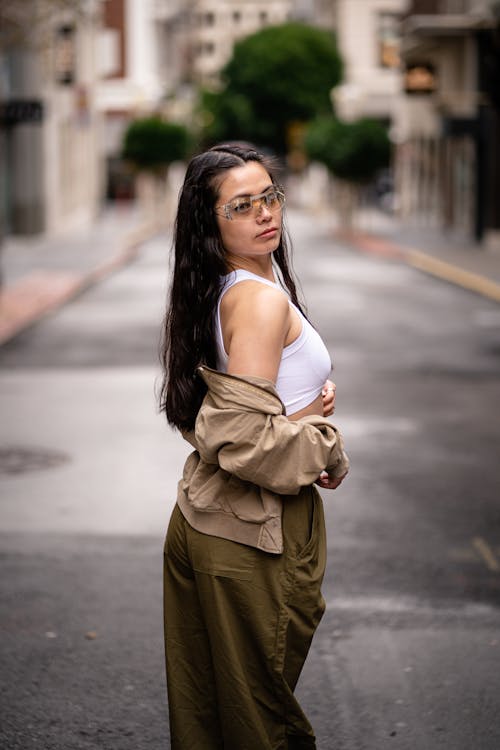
[215,187,285,221]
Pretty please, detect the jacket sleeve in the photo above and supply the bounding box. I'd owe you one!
[195,403,349,496]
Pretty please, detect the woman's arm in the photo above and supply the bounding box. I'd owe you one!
[220,281,291,383]
[195,389,350,496]
[214,284,348,492]
[319,380,346,487]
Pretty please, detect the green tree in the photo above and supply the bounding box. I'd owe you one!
[304,116,391,228]
[122,117,191,224]
[122,117,191,174]
[198,89,254,146]
[201,23,343,153]
[304,116,391,184]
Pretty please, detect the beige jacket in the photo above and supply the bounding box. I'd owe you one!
[177,366,350,554]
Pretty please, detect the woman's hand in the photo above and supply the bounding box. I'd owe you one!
[322,380,336,417]
[318,381,346,488]
[315,470,348,490]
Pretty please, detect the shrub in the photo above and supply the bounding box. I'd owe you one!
[304,117,391,183]
[122,117,191,173]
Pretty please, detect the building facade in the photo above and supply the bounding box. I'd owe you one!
[97,0,295,195]
[0,1,102,236]
[333,0,406,125]
[96,0,167,199]
[395,0,500,244]
[154,0,292,88]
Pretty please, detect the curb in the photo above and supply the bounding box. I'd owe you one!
[405,248,500,304]
[0,220,162,346]
[335,231,500,304]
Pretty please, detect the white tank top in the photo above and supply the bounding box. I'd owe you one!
[215,269,332,415]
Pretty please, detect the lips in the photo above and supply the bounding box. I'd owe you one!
[256,227,278,239]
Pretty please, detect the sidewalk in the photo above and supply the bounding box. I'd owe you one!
[332,209,500,304]
[0,204,162,345]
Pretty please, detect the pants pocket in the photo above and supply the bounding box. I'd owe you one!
[189,525,258,581]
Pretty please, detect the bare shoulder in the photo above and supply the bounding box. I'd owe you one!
[220,280,290,380]
[221,279,289,323]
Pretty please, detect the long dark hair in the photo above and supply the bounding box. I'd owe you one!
[159,142,305,432]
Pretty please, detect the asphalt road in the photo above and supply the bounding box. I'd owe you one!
[1,209,499,749]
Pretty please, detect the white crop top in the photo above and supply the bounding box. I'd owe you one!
[215,269,332,415]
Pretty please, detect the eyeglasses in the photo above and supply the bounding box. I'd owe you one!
[215,187,285,221]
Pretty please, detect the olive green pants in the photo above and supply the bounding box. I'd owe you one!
[163,488,326,750]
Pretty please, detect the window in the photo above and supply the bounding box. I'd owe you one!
[259,11,268,24]
[404,63,437,94]
[195,41,215,58]
[205,11,215,26]
[378,12,401,69]
[233,10,241,22]
[55,25,76,85]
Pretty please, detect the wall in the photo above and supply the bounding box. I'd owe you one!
[335,0,406,121]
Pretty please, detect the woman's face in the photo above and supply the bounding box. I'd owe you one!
[214,161,283,265]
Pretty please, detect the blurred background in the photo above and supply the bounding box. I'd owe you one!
[1,3,500,749]
[1,0,499,249]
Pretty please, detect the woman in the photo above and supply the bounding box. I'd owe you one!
[160,143,349,750]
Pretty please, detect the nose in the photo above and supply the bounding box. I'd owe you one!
[257,201,272,221]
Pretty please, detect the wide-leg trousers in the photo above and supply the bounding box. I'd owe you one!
[163,487,327,750]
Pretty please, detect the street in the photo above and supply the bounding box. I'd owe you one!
[1,208,500,749]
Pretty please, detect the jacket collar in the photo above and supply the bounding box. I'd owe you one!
[196,366,285,416]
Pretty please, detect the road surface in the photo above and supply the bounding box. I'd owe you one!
[1,209,499,749]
